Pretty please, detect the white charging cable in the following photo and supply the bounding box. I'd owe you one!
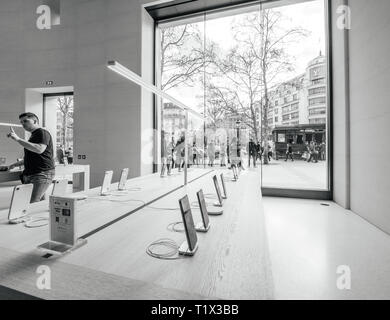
[146,238,182,260]
[24,216,49,228]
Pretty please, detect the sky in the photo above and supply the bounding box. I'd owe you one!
[162,0,326,111]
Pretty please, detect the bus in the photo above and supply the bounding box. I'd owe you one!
[272,124,326,160]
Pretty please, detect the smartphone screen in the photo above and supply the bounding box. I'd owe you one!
[213,175,222,205]
[119,168,129,189]
[197,189,210,228]
[179,195,198,251]
[101,171,113,194]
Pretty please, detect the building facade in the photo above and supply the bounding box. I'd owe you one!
[162,102,186,139]
[266,53,327,130]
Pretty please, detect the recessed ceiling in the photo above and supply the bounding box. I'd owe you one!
[146,0,266,21]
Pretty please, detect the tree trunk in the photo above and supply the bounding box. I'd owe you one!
[62,113,67,148]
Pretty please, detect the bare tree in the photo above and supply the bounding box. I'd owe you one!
[57,96,73,148]
[205,88,227,130]
[210,45,262,142]
[209,10,308,164]
[256,10,307,163]
[160,24,216,92]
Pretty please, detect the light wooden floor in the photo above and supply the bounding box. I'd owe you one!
[0,246,206,300]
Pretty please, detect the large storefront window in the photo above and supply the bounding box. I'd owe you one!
[156,0,330,193]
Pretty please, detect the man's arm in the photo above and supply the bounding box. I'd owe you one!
[15,139,47,154]
[7,127,47,154]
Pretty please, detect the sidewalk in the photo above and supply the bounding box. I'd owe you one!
[247,158,328,190]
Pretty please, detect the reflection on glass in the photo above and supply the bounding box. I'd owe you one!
[187,111,205,167]
[157,17,206,182]
[160,102,186,176]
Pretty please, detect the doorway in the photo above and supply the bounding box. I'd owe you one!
[43,92,74,165]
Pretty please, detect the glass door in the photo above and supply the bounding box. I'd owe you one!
[259,0,330,195]
[43,92,74,165]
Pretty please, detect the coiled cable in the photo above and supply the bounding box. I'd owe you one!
[23,215,49,228]
[167,221,184,233]
[146,238,182,260]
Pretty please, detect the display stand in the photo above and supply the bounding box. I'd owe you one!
[178,241,198,256]
[195,221,210,233]
[38,238,87,256]
[37,195,87,256]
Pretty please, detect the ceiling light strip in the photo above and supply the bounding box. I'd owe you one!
[107,60,203,120]
[0,123,23,128]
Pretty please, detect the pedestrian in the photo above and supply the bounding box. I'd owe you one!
[208,141,216,167]
[220,142,226,167]
[248,138,257,168]
[256,142,262,162]
[166,139,174,175]
[67,147,73,164]
[307,141,319,163]
[229,137,239,171]
[285,143,294,162]
[175,135,185,172]
[192,142,198,166]
[56,145,65,164]
[320,142,326,161]
[267,144,273,162]
[160,131,169,177]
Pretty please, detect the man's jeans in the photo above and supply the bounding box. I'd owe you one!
[248,154,256,167]
[22,170,55,203]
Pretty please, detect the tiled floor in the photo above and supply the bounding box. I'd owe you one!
[263,197,390,300]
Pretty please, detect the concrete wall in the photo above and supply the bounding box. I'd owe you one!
[348,0,390,233]
[331,0,350,209]
[332,0,390,234]
[140,7,155,175]
[0,0,157,187]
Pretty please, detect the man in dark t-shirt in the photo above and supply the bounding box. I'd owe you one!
[6,113,55,203]
[248,138,257,168]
